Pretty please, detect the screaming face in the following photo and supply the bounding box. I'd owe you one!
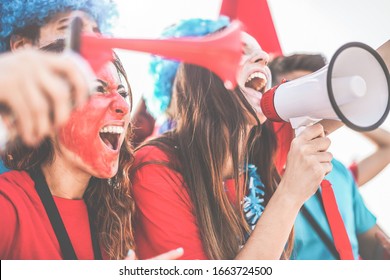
[58,62,131,178]
[244,71,268,95]
[237,32,271,123]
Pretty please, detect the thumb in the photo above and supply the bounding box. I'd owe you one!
[148,248,184,260]
[124,249,137,260]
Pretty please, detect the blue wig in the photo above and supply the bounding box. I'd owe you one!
[0,0,118,53]
[145,16,230,119]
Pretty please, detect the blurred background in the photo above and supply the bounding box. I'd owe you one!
[112,0,390,234]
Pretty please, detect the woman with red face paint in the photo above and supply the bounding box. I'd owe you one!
[0,54,129,259]
[0,53,184,260]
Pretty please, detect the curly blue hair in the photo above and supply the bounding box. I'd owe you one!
[145,16,230,119]
[0,0,118,53]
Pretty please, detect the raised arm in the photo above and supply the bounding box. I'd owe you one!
[354,128,390,186]
[377,40,390,72]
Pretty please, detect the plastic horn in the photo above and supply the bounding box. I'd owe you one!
[73,20,243,90]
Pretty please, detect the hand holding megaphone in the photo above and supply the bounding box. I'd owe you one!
[280,123,332,203]
[261,42,390,135]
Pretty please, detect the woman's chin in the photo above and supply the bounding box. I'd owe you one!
[92,167,118,180]
[257,113,267,124]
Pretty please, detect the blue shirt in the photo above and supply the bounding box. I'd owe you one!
[0,160,8,174]
[291,159,377,260]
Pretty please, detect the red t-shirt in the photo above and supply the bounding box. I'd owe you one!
[132,145,238,260]
[0,170,96,259]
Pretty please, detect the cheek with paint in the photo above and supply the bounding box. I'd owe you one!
[58,93,129,178]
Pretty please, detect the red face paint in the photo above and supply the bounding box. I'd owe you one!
[58,63,130,178]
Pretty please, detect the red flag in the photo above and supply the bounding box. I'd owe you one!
[220,0,282,56]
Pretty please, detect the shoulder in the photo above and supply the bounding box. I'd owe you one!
[132,145,187,199]
[133,144,182,182]
[0,170,39,214]
[0,170,35,199]
[134,145,171,166]
[331,158,349,172]
[328,158,355,183]
[0,170,37,234]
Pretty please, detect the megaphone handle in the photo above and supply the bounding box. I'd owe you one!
[294,126,306,136]
[290,117,321,136]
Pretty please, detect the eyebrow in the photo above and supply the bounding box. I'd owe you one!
[97,79,108,88]
[58,17,70,24]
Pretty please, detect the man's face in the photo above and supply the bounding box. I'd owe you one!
[38,10,100,48]
[57,62,131,178]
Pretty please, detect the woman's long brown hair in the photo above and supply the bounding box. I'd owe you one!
[2,55,135,260]
[136,63,294,259]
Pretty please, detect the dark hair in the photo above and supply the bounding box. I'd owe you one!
[135,63,292,259]
[0,0,118,53]
[10,24,41,50]
[269,54,327,86]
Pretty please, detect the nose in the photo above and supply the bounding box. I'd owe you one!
[109,94,129,117]
[251,50,269,66]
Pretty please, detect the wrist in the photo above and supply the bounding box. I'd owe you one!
[275,180,306,211]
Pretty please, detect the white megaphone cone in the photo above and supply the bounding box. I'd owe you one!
[261,42,390,135]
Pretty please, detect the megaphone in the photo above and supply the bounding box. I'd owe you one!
[261,42,390,133]
[69,17,242,90]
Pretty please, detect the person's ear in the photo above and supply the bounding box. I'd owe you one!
[9,34,34,52]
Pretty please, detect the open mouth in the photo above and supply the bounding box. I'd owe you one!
[244,72,268,94]
[99,125,125,150]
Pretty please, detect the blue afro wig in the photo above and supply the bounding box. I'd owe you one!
[0,0,118,53]
[145,16,230,119]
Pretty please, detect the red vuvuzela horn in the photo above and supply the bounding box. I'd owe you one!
[70,17,242,90]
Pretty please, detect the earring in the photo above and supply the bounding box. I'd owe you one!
[108,176,121,189]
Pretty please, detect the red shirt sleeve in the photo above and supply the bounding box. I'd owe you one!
[0,190,18,258]
[132,146,208,260]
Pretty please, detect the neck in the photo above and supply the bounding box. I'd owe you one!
[42,155,91,200]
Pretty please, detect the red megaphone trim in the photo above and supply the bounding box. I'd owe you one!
[260,81,287,122]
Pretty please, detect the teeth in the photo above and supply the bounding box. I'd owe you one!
[99,126,124,134]
[246,72,267,83]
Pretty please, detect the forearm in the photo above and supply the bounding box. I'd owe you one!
[361,129,390,148]
[235,184,302,260]
[356,148,390,185]
[353,129,390,185]
[377,40,390,72]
